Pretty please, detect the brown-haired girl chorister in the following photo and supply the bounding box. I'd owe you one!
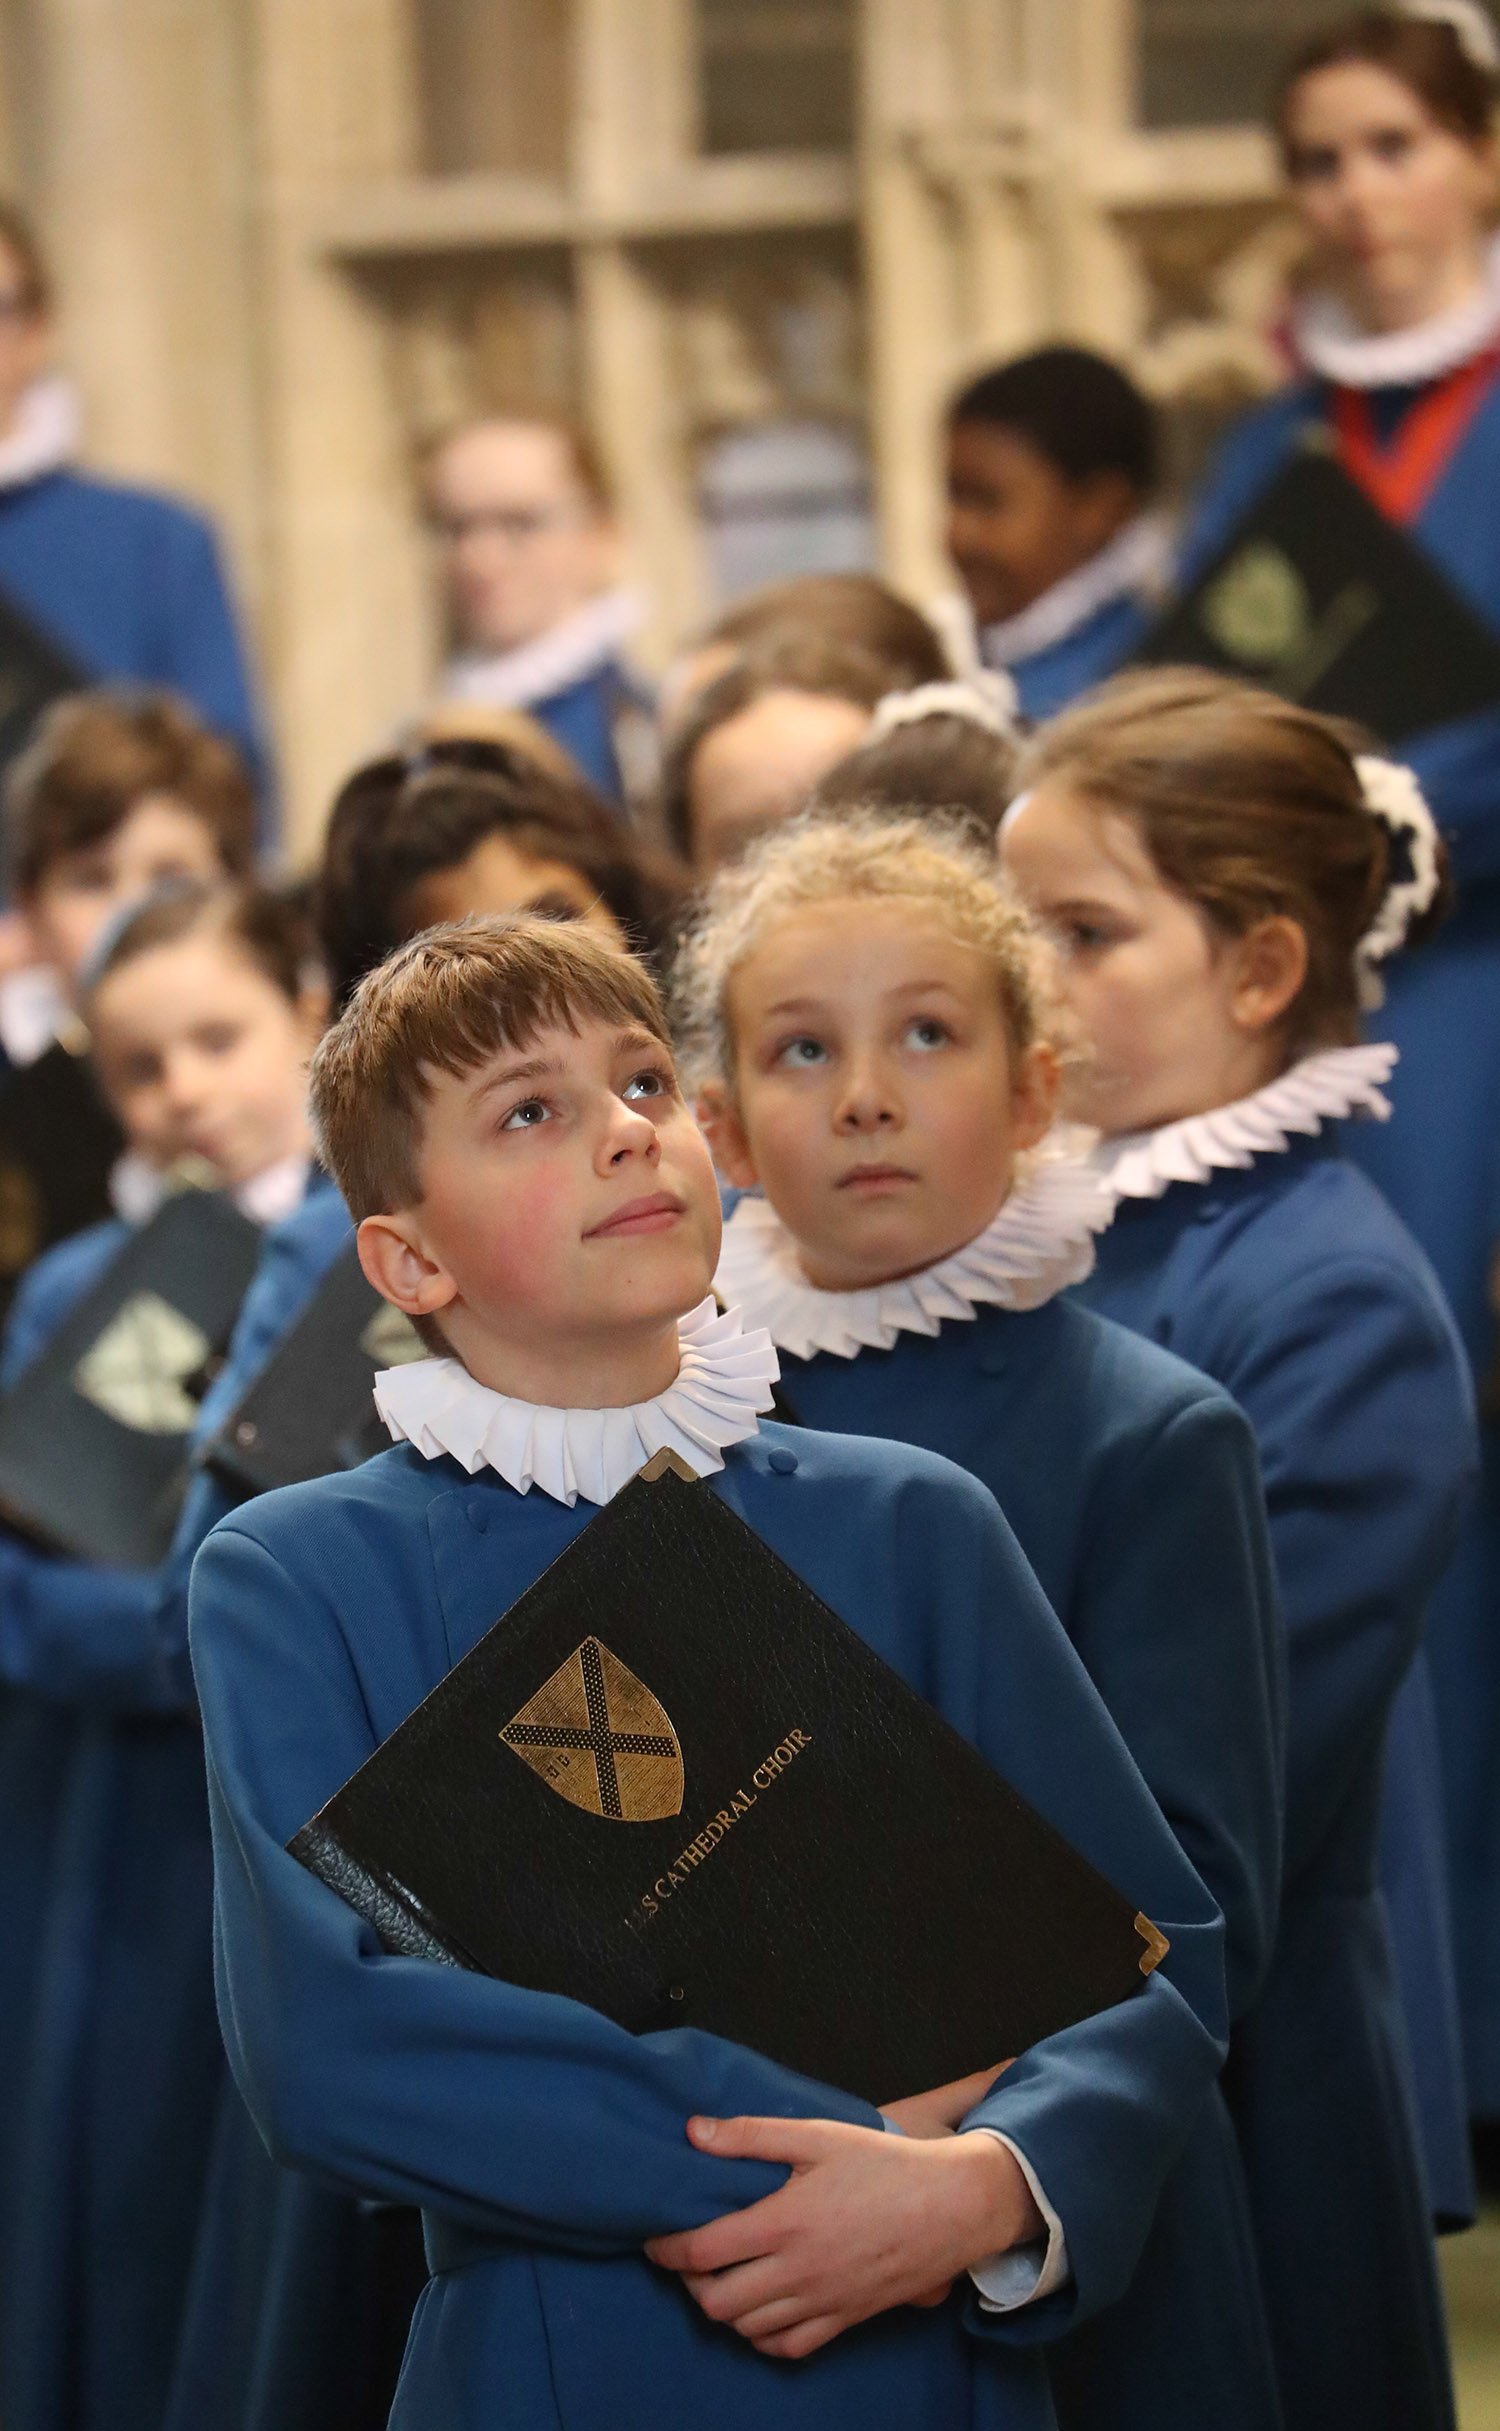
[0,881,325,2431]
[1003,666,1476,2431]
[1179,2,1500,2167]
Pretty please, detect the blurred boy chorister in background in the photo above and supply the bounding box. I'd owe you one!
[0,690,257,1316]
[944,347,1168,721]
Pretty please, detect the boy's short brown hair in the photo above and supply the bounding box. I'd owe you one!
[6,689,257,897]
[310,915,672,1221]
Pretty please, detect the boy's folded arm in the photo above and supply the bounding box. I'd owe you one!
[192,1522,884,2257]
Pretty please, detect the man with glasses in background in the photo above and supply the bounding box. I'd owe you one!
[423,414,653,808]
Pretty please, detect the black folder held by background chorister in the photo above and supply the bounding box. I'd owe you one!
[290,1456,1167,2105]
[1136,440,1500,744]
[0,1187,262,1569]
[204,1241,426,1501]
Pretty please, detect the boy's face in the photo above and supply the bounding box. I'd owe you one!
[25,794,229,996]
[704,899,1055,1292]
[360,1015,723,1402]
[946,421,1138,628]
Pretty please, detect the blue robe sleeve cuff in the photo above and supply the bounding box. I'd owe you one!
[965,2129,1071,2311]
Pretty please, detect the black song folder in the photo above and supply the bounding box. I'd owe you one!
[204,1240,425,1501]
[290,1457,1166,2105]
[0,1186,262,1568]
[0,1036,124,1323]
[1137,443,1500,743]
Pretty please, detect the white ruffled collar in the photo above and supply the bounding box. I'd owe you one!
[442,584,643,714]
[713,1151,1110,1362]
[373,1295,779,1508]
[975,515,1172,670]
[1091,1043,1396,1206]
[1293,232,1500,390]
[0,375,80,491]
[109,1148,312,1229]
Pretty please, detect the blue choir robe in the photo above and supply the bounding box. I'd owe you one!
[1005,595,1150,725]
[1076,1130,1475,2431]
[768,1294,1284,2431]
[0,467,269,806]
[530,661,648,805]
[189,1425,1233,2431]
[0,1185,311,2431]
[1182,384,1500,2121]
[158,1180,431,2431]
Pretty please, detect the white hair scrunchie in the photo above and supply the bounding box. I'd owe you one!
[1400,0,1500,75]
[1354,754,1445,1008]
[868,673,1021,747]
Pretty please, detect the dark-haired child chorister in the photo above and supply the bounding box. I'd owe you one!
[1004,668,1476,2431]
[188,913,1233,2431]
[944,347,1165,721]
[157,734,690,2431]
[0,881,325,2431]
[0,686,259,1310]
[682,806,1283,2431]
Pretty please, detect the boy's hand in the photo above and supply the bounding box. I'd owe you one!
[644,2113,1042,2360]
[881,2062,1009,2139]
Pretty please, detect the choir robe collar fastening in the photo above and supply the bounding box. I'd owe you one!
[1090,1042,1398,1208]
[714,1149,1109,1361]
[373,1294,779,1506]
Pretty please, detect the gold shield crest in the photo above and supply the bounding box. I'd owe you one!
[500,1636,684,1822]
[1201,542,1309,670]
[72,1292,211,1433]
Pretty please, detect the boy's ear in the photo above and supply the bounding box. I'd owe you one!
[1010,1041,1060,1154]
[356,1211,458,1322]
[695,1080,759,1190]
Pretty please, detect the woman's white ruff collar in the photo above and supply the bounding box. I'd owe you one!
[372,1295,779,1507]
[714,1153,1110,1363]
[1092,1044,1397,1205]
[1294,231,1500,390]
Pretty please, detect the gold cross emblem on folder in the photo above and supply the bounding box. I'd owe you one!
[72,1292,211,1434]
[500,1636,684,1822]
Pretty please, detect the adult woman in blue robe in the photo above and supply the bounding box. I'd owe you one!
[1176,7,1500,2136]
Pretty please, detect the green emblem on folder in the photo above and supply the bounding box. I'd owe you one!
[72,1291,210,1434]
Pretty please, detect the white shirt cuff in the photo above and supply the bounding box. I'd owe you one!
[965,2130,1071,2312]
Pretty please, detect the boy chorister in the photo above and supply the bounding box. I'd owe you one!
[189,916,1230,2431]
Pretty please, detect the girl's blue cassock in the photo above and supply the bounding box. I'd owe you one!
[189,1422,1232,2431]
[1182,381,1500,2126]
[0,467,268,802]
[768,1290,1284,2431]
[1077,1128,1475,2431]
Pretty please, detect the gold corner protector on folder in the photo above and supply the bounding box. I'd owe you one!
[639,1447,698,1484]
[1134,1913,1170,1976]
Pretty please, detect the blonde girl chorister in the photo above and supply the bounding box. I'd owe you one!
[679,795,1284,2431]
